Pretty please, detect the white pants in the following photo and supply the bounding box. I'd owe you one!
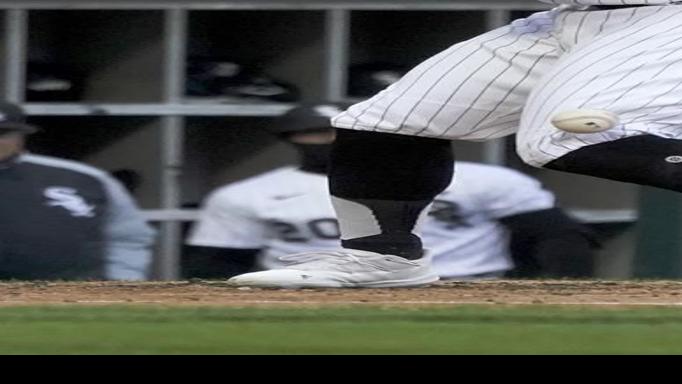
[332,5,682,166]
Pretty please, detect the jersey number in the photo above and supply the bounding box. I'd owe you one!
[429,200,471,229]
[269,219,341,242]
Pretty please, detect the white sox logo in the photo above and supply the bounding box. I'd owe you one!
[44,187,96,218]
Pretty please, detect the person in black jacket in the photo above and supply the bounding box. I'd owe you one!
[0,102,156,281]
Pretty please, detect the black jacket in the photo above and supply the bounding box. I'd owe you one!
[0,154,155,280]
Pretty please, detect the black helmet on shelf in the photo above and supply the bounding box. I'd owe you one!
[186,58,300,103]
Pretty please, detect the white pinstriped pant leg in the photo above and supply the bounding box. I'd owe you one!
[331,10,562,141]
[518,5,682,166]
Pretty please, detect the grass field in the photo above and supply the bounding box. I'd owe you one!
[2,305,682,354]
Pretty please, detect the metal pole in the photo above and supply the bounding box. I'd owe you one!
[634,188,682,278]
[156,8,187,280]
[163,9,187,103]
[324,9,350,101]
[486,8,510,30]
[4,9,28,102]
[481,9,510,165]
[0,1,550,11]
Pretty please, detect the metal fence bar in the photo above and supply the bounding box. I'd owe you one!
[21,102,295,116]
[0,1,550,11]
[142,208,639,225]
[324,9,351,102]
[481,9,511,166]
[4,9,27,102]
[156,8,188,281]
[634,188,682,278]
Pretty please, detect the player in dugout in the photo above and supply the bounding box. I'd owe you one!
[185,103,597,281]
[0,102,156,281]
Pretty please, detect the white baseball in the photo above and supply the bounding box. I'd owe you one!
[550,109,620,134]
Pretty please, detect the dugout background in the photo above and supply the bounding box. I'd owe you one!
[0,0,671,280]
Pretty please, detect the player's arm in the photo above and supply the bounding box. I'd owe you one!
[473,166,598,278]
[499,208,598,278]
[185,190,268,279]
[100,174,156,281]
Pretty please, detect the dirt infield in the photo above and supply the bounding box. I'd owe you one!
[1,280,682,307]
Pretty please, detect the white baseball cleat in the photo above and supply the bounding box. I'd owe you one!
[227,249,439,288]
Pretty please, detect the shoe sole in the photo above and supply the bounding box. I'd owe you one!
[230,273,440,289]
[347,274,440,288]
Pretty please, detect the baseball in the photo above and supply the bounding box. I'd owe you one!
[550,109,620,134]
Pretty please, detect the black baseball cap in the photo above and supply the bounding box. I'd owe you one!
[269,102,350,136]
[0,102,37,134]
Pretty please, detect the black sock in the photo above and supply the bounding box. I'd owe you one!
[545,135,682,192]
[329,130,454,260]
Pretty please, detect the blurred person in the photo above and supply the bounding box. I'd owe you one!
[0,102,155,281]
[186,104,596,281]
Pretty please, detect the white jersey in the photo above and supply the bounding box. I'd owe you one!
[188,163,555,278]
[332,4,682,167]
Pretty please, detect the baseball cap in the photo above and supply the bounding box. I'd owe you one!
[269,102,349,136]
[0,102,37,134]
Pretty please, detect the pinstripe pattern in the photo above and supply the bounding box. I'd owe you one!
[332,3,682,167]
[347,25,528,132]
[418,30,556,136]
[519,4,682,165]
[396,29,548,134]
[333,10,562,139]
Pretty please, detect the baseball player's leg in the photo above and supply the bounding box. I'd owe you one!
[326,11,561,259]
[517,4,682,191]
[332,9,561,140]
[227,130,454,288]
[329,129,454,260]
[227,10,562,288]
[544,136,682,192]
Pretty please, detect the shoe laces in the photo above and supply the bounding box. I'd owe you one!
[279,251,419,272]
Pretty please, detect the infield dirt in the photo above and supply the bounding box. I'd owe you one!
[1,280,682,307]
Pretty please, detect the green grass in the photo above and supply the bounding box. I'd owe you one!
[2,305,682,354]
